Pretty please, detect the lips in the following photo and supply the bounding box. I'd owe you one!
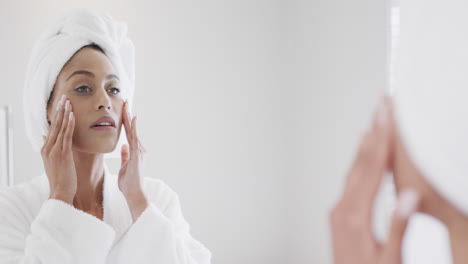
[90,116,116,128]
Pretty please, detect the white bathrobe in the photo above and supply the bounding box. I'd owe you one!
[0,165,212,264]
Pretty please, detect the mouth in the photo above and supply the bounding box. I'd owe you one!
[90,116,116,130]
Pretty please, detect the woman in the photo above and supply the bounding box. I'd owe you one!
[330,96,468,264]
[0,9,211,264]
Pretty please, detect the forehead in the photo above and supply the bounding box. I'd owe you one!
[59,47,117,80]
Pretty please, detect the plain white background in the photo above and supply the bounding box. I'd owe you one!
[0,0,386,263]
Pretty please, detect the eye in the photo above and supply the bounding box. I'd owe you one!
[75,86,91,93]
[108,88,120,95]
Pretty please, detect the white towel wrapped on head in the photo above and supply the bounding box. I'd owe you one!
[23,8,135,157]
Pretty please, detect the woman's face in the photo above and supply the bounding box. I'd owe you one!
[46,47,124,154]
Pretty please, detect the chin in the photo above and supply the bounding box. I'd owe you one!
[73,141,118,154]
[98,143,118,153]
[101,146,117,153]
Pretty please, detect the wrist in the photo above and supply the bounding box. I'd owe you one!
[124,191,149,222]
[124,190,148,207]
[49,192,74,205]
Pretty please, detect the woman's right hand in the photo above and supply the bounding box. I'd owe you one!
[41,94,77,205]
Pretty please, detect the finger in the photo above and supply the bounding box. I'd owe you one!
[62,105,75,152]
[46,94,66,147]
[122,101,132,143]
[132,116,147,158]
[41,135,47,151]
[382,189,420,261]
[129,116,138,158]
[121,144,130,167]
[343,95,394,205]
[44,95,61,144]
[138,137,146,156]
[56,100,71,151]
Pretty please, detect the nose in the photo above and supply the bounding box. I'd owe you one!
[99,105,111,110]
[95,89,111,111]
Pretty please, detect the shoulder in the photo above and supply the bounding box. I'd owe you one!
[0,174,48,204]
[142,177,179,212]
[0,174,49,229]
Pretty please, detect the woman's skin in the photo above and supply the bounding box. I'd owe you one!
[330,95,468,263]
[41,46,147,222]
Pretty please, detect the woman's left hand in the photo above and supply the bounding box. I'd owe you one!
[329,96,420,264]
[119,100,148,222]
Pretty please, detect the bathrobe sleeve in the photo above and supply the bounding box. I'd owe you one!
[107,180,212,264]
[0,187,116,264]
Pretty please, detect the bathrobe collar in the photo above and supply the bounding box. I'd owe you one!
[102,163,133,243]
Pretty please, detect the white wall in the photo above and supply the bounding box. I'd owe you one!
[0,0,387,263]
[284,0,387,262]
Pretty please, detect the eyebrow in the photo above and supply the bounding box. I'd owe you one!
[66,70,120,81]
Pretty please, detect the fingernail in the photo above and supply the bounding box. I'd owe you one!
[56,95,65,111]
[397,189,419,218]
[56,100,61,111]
[65,100,70,111]
[60,94,66,105]
[69,111,73,120]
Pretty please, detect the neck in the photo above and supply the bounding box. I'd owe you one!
[71,150,105,211]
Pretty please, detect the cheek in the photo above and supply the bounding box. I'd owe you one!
[72,120,85,135]
[70,110,88,131]
[69,100,90,124]
[114,104,124,125]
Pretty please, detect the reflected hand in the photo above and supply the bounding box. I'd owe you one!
[41,95,77,204]
[330,96,420,264]
[119,100,148,222]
